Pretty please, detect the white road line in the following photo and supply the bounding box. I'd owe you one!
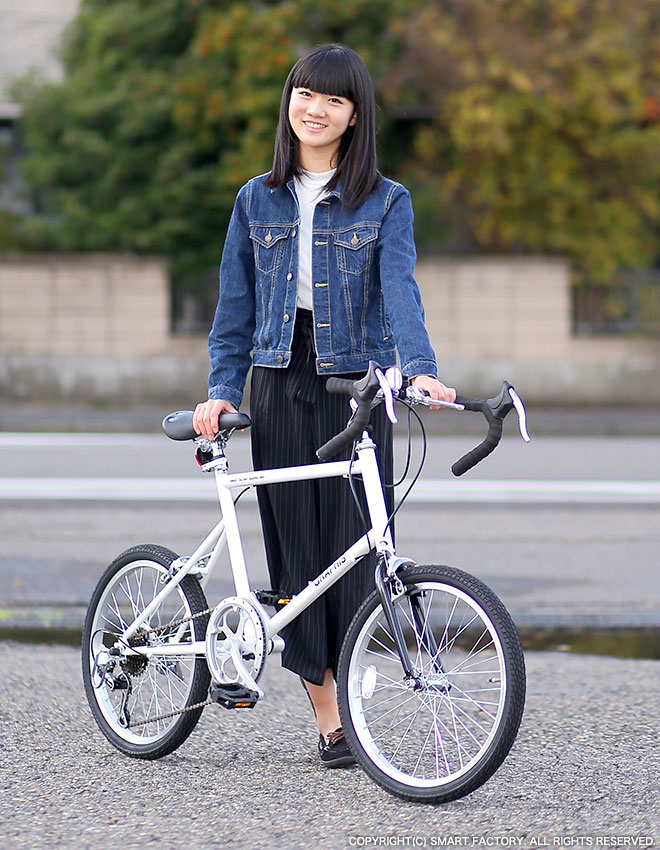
[1,478,660,503]
[0,433,162,446]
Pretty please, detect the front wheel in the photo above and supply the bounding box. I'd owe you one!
[82,544,211,759]
[337,565,526,803]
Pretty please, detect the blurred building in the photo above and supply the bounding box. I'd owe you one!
[0,0,79,118]
[0,0,80,210]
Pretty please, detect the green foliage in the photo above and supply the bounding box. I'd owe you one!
[381,0,660,279]
[11,0,405,283]
[9,0,660,283]
[14,0,211,277]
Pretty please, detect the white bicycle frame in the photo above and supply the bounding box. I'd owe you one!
[119,429,395,660]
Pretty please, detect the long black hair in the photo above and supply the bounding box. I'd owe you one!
[264,44,381,210]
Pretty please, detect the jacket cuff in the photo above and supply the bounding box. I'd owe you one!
[402,359,438,379]
[208,384,243,410]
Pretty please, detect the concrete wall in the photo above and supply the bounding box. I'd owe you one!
[0,254,170,357]
[0,255,208,405]
[416,257,660,405]
[1,253,659,406]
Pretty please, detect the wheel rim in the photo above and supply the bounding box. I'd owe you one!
[347,580,507,788]
[87,560,199,744]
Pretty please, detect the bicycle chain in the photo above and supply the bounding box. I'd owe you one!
[127,696,213,728]
[136,605,213,639]
[118,606,214,728]
[117,598,264,728]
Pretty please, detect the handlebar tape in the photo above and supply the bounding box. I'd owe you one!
[325,377,359,396]
[316,363,381,461]
[316,402,372,462]
[450,387,513,476]
[451,416,503,476]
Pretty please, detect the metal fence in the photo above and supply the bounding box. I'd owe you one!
[171,271,218,335]
[572,270,660,336]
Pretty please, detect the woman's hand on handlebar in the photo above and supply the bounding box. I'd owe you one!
[410,375,456,410]
[193,398,237,441]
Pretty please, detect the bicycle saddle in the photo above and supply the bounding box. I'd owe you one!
[162,410,251,441]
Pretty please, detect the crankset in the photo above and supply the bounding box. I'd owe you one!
[205,597,267,702]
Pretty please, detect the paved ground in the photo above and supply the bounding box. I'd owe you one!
[0,642,657,850]
[1,498,660,635]
[1,429,659,635]
[0,408,658,848]
[1,402,659,436]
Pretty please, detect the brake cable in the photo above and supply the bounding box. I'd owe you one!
[346,392,428,543]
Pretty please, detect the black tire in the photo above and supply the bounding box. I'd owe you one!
[337,565,526,803]
[82,544,211,759]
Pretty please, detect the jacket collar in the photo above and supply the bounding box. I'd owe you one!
[283,176,344,201]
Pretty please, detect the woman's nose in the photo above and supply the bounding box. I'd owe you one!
[306,97,326,116]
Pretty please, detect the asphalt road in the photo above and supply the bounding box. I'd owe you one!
[0,642,657,850]
[1,431,659,632]
[0,428,658,848]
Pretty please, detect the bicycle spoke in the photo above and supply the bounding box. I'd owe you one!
[86,558,206,743]
[343,571,520,797]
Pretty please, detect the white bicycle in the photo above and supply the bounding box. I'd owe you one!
[82,362,530,804]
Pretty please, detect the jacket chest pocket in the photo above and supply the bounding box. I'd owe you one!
[334,226,379,275]
[250,225,290,274]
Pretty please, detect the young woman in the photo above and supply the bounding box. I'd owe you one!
[193,43,455,767]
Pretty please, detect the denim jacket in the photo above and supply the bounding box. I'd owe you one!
[208,172,438,407]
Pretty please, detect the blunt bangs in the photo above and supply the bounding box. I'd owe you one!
[289,46,357,103]
[265,43,381,209]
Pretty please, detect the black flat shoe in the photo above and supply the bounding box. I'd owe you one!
[318,727,356,768]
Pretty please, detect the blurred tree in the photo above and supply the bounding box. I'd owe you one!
[12,0,658,287]
[11,0,407,289]
[14,1,204,274]
[382,0,660,280]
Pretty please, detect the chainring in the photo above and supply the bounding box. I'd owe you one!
[205,597,267,686]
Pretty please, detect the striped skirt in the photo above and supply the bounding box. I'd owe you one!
[250,310,394,685]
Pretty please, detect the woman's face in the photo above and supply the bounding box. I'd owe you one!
[288,87,356,169]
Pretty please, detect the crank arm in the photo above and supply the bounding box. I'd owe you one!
[225,638,265,700]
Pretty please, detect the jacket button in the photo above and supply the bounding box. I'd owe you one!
[283,314,290,322]
[292,228,297,238]
[286,273,292,281]
[277,355,283,363]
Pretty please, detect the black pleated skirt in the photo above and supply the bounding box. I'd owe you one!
[250,310,394,685]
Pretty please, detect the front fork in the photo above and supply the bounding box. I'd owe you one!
[374,556,443,686]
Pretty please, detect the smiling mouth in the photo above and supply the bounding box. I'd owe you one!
[303,120,326,130]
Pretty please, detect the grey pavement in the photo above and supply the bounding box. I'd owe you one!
[0,642,657,849]
[0,410,659,848]
[1,401,660,435]
[1,424,660,635]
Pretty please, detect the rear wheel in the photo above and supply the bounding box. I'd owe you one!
[82,545,211,759]
[338,565,526,803]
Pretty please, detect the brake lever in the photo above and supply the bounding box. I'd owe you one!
[349,370,400,424]
[406,386,465,410]
[508,387,531,442]
[376,368,397,424]
[385,366,403,392]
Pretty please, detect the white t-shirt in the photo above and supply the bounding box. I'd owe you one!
[293,168,335,310]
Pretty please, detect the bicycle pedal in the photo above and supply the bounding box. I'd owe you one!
[255,589,292,608]
[209,682,260,710]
